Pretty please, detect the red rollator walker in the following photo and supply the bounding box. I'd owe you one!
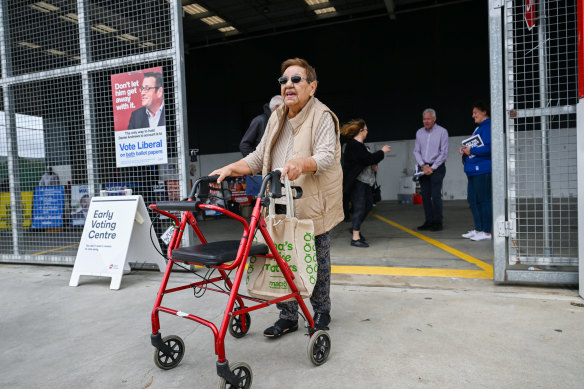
[149,170,331,388]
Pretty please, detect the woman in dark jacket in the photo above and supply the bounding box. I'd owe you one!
[341,119,390,247]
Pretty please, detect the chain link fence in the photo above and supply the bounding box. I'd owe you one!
[0,0,188,264]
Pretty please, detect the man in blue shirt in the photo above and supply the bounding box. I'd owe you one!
[413,108,449,231]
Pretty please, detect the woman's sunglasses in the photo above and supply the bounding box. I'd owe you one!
[277,75,307,85]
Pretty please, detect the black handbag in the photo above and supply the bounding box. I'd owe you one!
[372,174,382,204]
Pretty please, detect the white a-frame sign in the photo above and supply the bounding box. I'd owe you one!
[69,195,166,290]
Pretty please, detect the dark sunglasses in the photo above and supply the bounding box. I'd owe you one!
[277,75,307,85]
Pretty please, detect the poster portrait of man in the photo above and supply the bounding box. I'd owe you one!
[127,71,165,130]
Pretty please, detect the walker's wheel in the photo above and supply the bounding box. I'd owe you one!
[307,330,331,366]
[228,312,251,338]
[153,335,185,370]
[217,362,253,389]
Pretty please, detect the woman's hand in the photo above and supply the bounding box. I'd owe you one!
[209,160,252,186]
[381,145,391,153]
[209,166,233,186]
[281,159,304,181]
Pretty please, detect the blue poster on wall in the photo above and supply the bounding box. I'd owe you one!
[32,186,64,228]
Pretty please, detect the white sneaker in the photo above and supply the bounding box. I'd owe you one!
[462,230,477,239]
[471,231,492,241]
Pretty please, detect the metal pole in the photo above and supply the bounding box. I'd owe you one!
[489,0,506,282]
[577,0,584,298]
[537,0,552,256]
[77,0,97,198]
[171,0,191,246]
[0,0,22,255]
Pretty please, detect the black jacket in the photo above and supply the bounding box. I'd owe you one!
[127,106,166,130]
[342,138,385,194]
[239,103,271,157]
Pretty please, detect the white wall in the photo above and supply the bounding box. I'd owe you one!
[195,152,242,179]
[195,136,471,201]
[509,128,577,198]
[367,135,469,200]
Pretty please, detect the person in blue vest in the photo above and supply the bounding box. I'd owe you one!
[459,100,492,241]
[127,72,165,130]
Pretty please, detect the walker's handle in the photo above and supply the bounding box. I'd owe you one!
[152,201,198,212]
[188,175,221,199]
[205,175,220,183]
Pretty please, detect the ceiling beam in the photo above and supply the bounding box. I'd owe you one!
[383,0,396,20]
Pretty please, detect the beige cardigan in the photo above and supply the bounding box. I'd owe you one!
[260,97,344,235]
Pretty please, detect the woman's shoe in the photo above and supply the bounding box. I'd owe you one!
[470,232,492,241]
[351,239,369,248]
[347,228,366,241]
[313,312,331,330]
[263,318,298,338]
[462,230,477,239]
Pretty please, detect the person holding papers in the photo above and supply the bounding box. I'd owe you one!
[459,101,492,241]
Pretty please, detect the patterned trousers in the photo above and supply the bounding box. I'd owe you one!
[277,232,331,321]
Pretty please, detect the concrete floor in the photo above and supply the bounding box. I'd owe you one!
[0,265,582,389]
[0,200,582,388]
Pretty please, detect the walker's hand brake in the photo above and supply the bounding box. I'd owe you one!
[269,170,283,198]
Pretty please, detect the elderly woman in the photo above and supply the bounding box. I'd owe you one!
[211,58,343,338]
[341,119,390,247]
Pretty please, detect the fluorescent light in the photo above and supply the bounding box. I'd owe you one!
[200,16,226,26]
[139,41,155,47]
[91,24,117,34]
[314,6,336,14]
[18,41,41,49]
[183,3,208,15]
[59,13,78,23]
[30,1,60,13]
[46,49,67,56]
[71,56,81,60]
[305,0,329,5]
[116,34,140,42]
[218,26,237,33]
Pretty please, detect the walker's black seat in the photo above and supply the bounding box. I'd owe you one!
[171,240,269,266]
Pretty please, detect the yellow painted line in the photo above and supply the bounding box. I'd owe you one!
[364,213,493,278]
[187,213,495,280]
[373,213,493,272]
[331,265,492,279]
[32,243,79,256]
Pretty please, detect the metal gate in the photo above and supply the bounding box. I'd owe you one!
[491,0,579,284]
[0,0,189,264]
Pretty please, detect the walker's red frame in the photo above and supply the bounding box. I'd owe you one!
[149,177,316,365]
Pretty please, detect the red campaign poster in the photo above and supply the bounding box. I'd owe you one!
[110,67,168,168]
[110,66,162,132]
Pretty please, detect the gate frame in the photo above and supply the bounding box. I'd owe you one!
[490,0,580,287]
[578,0,584,298]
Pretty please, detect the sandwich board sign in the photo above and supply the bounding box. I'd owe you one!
[69,195,166,290]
